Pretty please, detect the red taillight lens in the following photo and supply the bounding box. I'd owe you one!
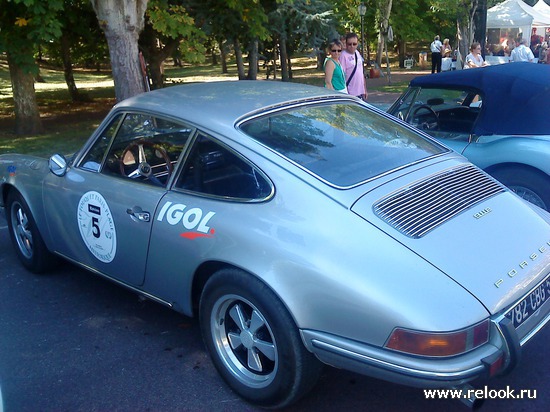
[385,320,490,357]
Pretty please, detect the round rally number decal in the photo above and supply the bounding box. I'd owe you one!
[77,191,117,263]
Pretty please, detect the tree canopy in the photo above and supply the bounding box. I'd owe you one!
[3,0,542,134]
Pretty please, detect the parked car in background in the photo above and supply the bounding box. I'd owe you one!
[1,81,550,408]
[388,63,550,210]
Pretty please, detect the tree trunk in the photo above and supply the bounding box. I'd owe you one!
[219,39,228,74]
[7,51,43,135]
[233,39,246,80]
[397,38,406,68]
[279,38,289,82]
[376,0,393,66]
[91,0,148,101]
[456,1,479,68]
[60,33,87,102]
[246,39,259,80]
[211,46,218,65]
[139,25,179,90]
[287,56,293,79]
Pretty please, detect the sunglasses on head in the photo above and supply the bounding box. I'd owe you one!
[331,49,342,52]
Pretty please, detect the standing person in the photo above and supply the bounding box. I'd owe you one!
[323,40,347,93]
[430,35,443,73]
[339,33,368,100]
[464,42,489,68]
[511,38,535,62]
[442,38,452,57]
[540,42,549,64]
[441,38,453,71]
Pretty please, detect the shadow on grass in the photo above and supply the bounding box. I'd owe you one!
[0,56,411,156]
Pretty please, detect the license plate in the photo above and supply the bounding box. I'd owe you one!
[505,275,550,329]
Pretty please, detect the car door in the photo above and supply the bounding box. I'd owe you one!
[140,132,274,309]
[43,112,193,286]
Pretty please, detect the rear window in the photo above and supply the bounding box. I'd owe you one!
[239,102,446,188]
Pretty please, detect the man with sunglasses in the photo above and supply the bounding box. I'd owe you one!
[339,33,368,101]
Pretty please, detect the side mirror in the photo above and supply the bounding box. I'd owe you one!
[49,154,68,176]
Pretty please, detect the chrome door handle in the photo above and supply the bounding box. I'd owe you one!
[126,207,150,222]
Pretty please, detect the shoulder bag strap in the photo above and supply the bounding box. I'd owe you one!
[346,52,359,87]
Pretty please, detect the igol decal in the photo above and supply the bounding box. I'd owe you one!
[157,201,216,239]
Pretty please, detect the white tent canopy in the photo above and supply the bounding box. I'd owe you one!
[487,0,550,45]
[533,0,550,19]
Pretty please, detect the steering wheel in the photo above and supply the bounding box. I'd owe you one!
[411,105,440,131]
[119,140,173,184]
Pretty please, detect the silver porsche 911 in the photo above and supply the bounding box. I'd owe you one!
[1,81,549,408]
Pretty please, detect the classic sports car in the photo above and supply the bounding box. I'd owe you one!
[1,81,550,408]
[387,63,550,210]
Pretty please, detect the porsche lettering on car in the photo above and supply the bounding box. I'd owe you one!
[1,81,550,409]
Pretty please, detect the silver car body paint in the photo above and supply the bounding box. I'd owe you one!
[1,81,549,392]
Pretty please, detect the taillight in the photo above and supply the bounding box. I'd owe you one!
[385,320,489,357]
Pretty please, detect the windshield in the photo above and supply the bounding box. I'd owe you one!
[239,102,446,187]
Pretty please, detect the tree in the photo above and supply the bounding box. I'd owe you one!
[140,0,206,89]
[191,0,270,80]
[44,0,107,102]
[268,0,338,81]
[90,0,148,101]
[429,1,492,66]
[0,0,63,135]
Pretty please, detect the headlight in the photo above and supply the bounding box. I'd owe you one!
[385,320,489,357]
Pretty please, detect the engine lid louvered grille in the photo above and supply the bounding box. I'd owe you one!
[373,165,504,238]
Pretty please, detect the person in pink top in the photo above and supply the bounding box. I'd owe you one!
[339,33,368,101]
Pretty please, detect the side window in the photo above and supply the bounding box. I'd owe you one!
[80,113,124,171]
[81,112,194,187]
[176,134,272,201]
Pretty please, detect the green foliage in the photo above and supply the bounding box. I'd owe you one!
[192,0,271,44]
[148,2,197,38]
[268,0,339,54]
[146,0,207,63]
[0,0,65,72]
[40,0,109,69]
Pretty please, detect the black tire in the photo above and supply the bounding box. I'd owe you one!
[5,191,57,273]
[199,268,322,408]
[490,167,550,211]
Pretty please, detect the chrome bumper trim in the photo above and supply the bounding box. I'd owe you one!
[306,334,485,382]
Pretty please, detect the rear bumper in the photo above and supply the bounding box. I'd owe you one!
[301,329,495,388]
[300,300,550,389]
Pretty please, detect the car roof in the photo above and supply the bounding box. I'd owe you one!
[409,63,550,135]
[115,81,344,133]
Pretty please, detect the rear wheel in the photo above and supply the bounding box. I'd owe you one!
[199,268,322,408]
[6,191,56,273]
[490,168,550,211]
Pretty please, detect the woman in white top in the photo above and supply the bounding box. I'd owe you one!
[464,42,489,69]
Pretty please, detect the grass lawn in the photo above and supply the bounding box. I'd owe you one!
[0,55,411,157]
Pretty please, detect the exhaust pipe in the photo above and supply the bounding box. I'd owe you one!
[454,384,485,410]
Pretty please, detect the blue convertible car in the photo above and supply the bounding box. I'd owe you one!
[388,63,550,210]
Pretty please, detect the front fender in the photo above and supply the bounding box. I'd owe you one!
[0,154,52,247]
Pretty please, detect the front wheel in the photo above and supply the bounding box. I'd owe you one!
[199,269,322,408]
[6,191,56,273]
[490,168,550,211]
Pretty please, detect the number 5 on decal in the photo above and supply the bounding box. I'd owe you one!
[92,216,101,238]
